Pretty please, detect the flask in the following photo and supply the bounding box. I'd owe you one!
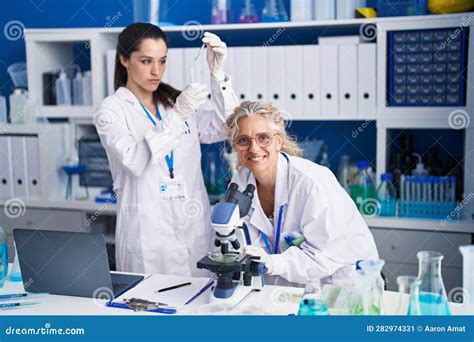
[298,268,329,315]
[408,251,451,315]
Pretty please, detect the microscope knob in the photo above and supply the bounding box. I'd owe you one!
[231,239,240,250]
[214,239,221,247]
[243,272,252,286]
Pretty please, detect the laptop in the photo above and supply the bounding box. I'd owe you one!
[13,229,144,299]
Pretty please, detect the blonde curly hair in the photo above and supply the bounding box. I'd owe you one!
[225,101,302,157]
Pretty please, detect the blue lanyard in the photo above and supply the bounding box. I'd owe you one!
[261,205,284,255]
[140,103,175,179]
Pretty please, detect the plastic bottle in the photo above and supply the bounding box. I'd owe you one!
[350,160,376,214]
[239,0,259,23]
[72,66,83,106]
[9,242,22,282]
[211,0,232,24]
[318,144,330,168]
[261,0,288,22]
[82,71,92,106]
[411,153,428,178]
[9,88,28,125]
[290,0,313,21]
[0,227,8,278]
[377,173,397,216]
[337,155,350,192]
[55,68,72,105]
[298,268,329,315]
[0,95,7,124]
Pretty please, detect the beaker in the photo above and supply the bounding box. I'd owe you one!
[396,275,417,315]
[349,259,385,315]
[408,251,451,315]
[459,245,474,305]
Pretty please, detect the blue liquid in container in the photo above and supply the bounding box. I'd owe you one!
[298,298,329,316]
[408,292,451,315]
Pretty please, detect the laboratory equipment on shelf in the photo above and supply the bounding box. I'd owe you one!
[71,65,83,106]
[239,0,259,23]
[211,0,232,24]
[0,227,7,278]
[350,160,376,216]
[261,0,288,22]
[459,245,474,305]
[197,183,267,306]
[133,0,173,25]
[337,155,350,192]
[396,275,418,315]
[376,173,397,216]
[349,259,385,315]
[399,175,457,219]
[55,68,72,106]
[298,269,329,315]
[7,62,32,125]
[408,251,451,315]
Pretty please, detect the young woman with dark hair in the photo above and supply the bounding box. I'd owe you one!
[93,23,238,276]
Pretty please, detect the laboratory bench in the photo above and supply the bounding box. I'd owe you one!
[1,268,472,316]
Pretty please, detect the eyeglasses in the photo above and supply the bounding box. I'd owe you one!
[233,132,278,149]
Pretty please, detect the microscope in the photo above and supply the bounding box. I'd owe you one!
[197,183,267,305]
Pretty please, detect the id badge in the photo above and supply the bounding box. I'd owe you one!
[160,175,188,202]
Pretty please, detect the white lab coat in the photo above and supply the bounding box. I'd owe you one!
[231,153,379,287]
[93,77,238,276]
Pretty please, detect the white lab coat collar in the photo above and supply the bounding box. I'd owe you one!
[115,86,168,117]
[247,152,290,238]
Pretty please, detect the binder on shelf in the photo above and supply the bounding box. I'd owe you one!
[10,136,27,198]
[24,136,41,200]
[338,44,358,117]
[357,43,377,118]
[320,44,339,116]
[250,46,269,102]
[267,46,286,111]
[106,49,116,97]
[232,47,252,102]
[165,48,185,90]
[302,45,321,118]
[0,136,14,199]
[284,45,304,120]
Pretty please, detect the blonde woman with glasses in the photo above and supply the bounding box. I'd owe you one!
[226,101,379,287]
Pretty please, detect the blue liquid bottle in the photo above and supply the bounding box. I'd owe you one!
[298,269,329,316]
[377,173,397,216]
[408,251,451,315]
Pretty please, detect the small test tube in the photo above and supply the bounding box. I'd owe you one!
[433,176,440,216]
[406,176,412,216]
[449,176,456,203]
[400,175,405,216]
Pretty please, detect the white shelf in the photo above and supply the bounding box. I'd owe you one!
[365,216,474,234]
[0,199,117,215]
[41,105,95,119]
[23,13,473,35]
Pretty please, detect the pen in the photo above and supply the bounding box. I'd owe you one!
[0,293,47,301]
[156,282,192,293]
[0,302,41,309]
[106,301,177,314]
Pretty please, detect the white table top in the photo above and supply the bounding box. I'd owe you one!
[1,274,473,316]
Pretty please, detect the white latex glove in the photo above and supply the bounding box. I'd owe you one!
[173,83,208,119]
[202,32,227,82]
[245,245,273,274]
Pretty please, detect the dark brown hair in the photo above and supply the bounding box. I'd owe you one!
[114,22,181,108]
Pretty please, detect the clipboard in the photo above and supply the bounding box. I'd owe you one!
[106,275,214,314]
